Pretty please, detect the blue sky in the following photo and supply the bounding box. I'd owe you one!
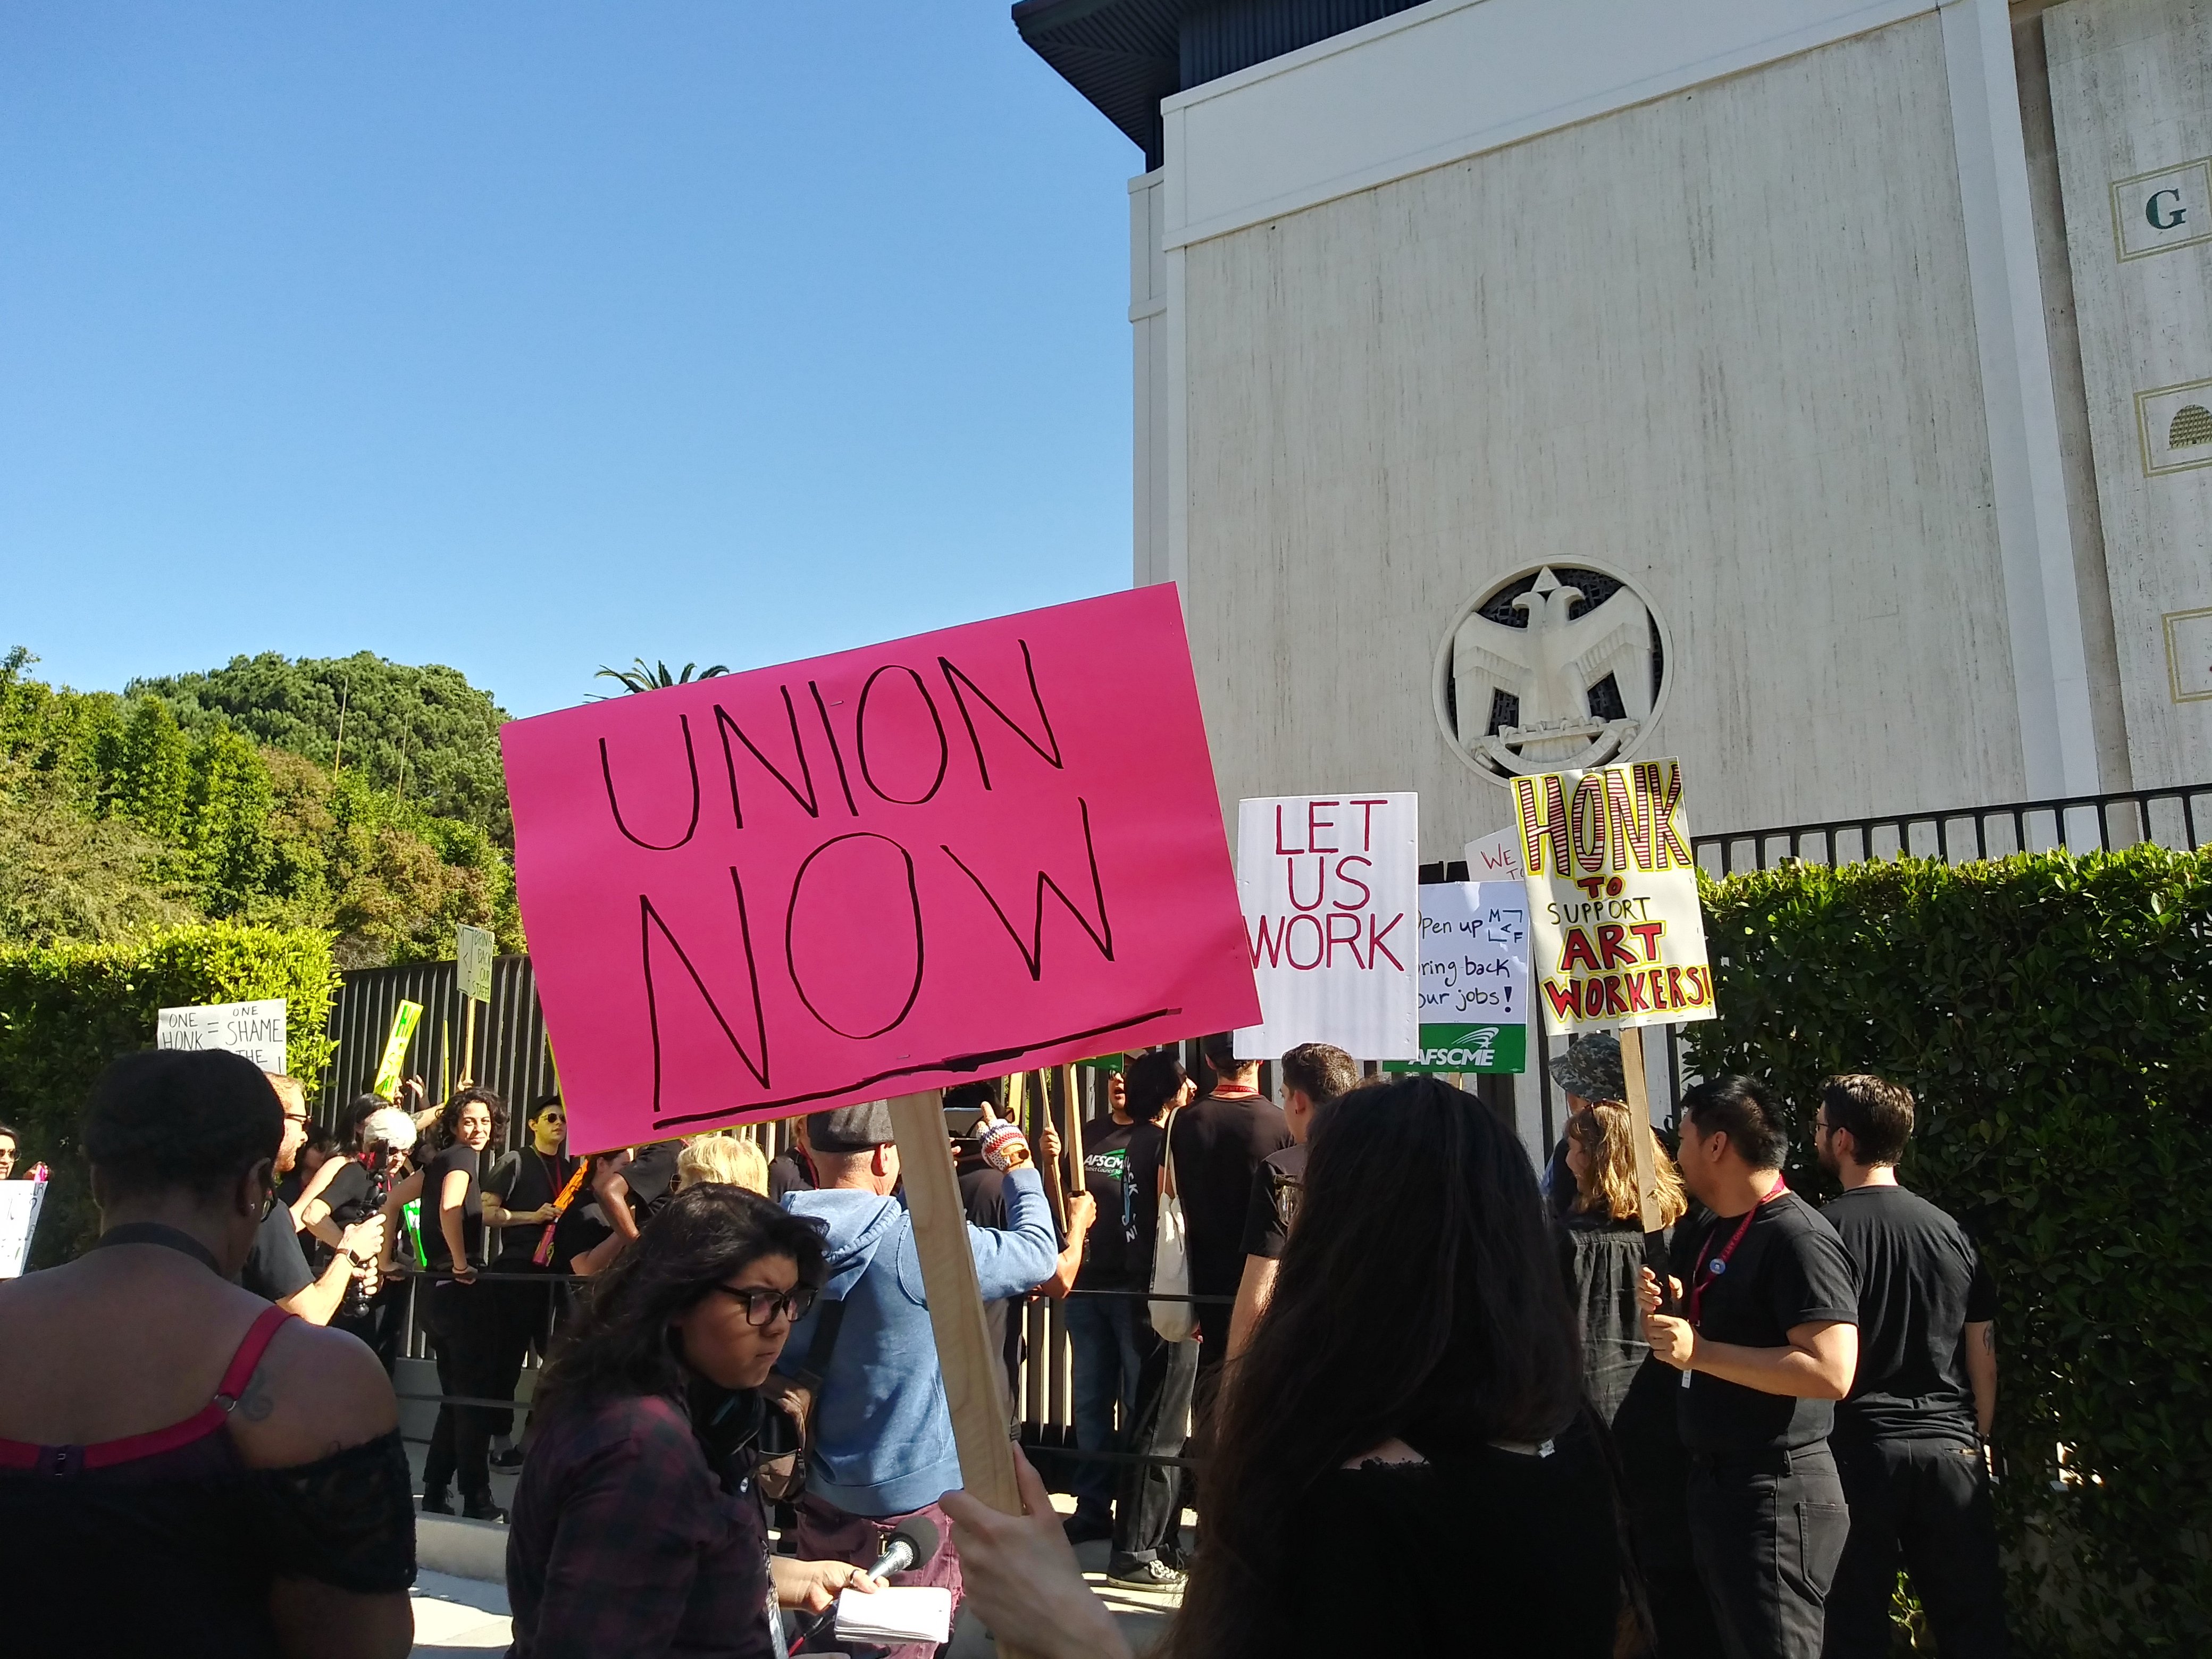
[1,3,1138,716]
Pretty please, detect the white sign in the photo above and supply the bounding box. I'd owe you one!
[1463,828,1525,881]
[456,923,496,1004]
[1234,792,1419,1061]
[156,998,288,1073]
[0,1174,48,1278]
[1390,881,1530,1073]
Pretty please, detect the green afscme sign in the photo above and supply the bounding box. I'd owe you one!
[1400,1020,1527,1074]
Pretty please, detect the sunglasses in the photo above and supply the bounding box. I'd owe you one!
[709,1284,817,1328]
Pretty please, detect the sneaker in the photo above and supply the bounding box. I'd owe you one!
[1107,1559,1186,1589]
[490,1445,525,1471]
[461,1495,508,1524]
[418,1487,454,1515]
[1061,1511,1115,1545]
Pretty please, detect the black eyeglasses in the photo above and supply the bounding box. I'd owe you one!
[710,1284,817,1328]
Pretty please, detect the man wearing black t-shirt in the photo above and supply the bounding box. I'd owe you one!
[1815,1076,2006,1659]
[1224,1042,1360,1364]
[1169,1034,1292,1375]
[1060,1066,1163,1546]
[1640,1076,1859,1659]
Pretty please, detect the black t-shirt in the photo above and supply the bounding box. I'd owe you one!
[1675,1189,1858,1454]
[767,1149,815,1201]
[1240,1141,1308,1262]
[489,1147,588,1268]
[1823,1185,1998,1446]
[239,1203,315,1303]
[1077,1116,1164,1291]
[420,1143,483,1270]
[301,1159,374,1274]
[618,1142,682,1223]
[1168,1090,1293,1302]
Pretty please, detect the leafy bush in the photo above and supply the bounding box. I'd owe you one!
[1688,845,2212,1656]
[0,925,340,1267]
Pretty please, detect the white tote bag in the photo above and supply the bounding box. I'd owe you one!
[1148,1111,1196,1343]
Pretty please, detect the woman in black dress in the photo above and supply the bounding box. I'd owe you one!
[0,1050,414,1657]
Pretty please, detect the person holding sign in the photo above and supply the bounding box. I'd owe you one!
[778,1101,1060,1658]
[0,1050,414,1658]
[1638,1076,1860,1659]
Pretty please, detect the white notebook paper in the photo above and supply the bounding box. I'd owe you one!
[834,1585,953,1646]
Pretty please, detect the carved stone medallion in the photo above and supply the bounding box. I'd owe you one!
[1432,562,1673,783]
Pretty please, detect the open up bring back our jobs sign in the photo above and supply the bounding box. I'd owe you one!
[502,587,1261,1152]
[1514,757,1715,1037]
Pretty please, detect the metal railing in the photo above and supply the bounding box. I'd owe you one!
[1691,781,2211,876]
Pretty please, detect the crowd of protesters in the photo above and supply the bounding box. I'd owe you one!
[0,1029,2010,1659]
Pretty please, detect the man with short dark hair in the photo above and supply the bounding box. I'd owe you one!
[1640,1075,1859,1659]
[1170,1035,1292,1368]
[1815,1075,2006,1659]
[1223,1042,1360,1363]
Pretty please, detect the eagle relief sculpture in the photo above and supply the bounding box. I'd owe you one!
[1445,566,1661,778]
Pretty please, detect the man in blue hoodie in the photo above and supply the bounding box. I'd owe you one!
[781,1099,1063,1658]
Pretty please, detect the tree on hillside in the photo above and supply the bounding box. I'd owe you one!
[102,697,192,842]
[130,652,513,843]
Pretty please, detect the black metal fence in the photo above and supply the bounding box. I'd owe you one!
[347,781,2210,1461]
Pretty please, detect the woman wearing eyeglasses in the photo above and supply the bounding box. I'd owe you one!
[0,1049,414,1658]
[505,1183,879,1658]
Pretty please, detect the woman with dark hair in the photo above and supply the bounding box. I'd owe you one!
[0,1049,414,1657]
[380,1084,506,1517]
[506,1183,879,1657]
[0,1120,19,1179]
[946,1074,1633,1659]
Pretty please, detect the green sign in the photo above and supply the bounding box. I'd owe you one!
[1393,1021,1527,1074]
[372,1000,424,1099]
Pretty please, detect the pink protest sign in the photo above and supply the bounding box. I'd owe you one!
[502,586,1260,1151]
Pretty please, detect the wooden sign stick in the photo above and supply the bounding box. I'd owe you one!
[1618,1028,1676,1308]
[884,1090,1036,1659]
[1059,1063,1084,1196]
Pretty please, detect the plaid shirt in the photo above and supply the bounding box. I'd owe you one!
[506,1392,778,1659]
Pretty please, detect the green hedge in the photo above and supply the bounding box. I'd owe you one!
[0,925,340,1268]
[1687,845,2212,1656]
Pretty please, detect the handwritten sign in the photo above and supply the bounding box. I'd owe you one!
[1233,792,1418,1061]
[501,588,1259,1151]
[1514,757,1715,1036]
[0,1170,48,1278]
[156,999,287,1073]
[456,923,496,1004]
[372,1001,424,1099]
[1386,881,1529,1073]
[1463,828,1524,881]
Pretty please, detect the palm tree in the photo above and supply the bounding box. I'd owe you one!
[592,658,732,697]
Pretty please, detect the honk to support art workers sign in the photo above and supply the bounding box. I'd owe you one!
[502,587,1260,1152]
[1234,792,1419,1061]
[1514,757,1715,1037]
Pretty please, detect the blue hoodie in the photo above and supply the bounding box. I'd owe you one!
[783,1167,1058,1517]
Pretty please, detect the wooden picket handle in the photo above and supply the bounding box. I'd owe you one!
[884,1090,1036,1659]
[1618,1027,1680,1313]
[1059,1064,1084,1186]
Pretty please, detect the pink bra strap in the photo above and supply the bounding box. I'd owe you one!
[214,1304,296,1408]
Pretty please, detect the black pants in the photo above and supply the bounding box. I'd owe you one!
[1613,1361,1725,1659]
[1825,1437,2007,1659]
[1111,1331,1197,1572]
[423,1277,502,1499]
[484,1269,557,1442]
[1687,1442,1849,1659]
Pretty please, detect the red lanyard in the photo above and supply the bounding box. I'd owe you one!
[1687,1179,1788,1328]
